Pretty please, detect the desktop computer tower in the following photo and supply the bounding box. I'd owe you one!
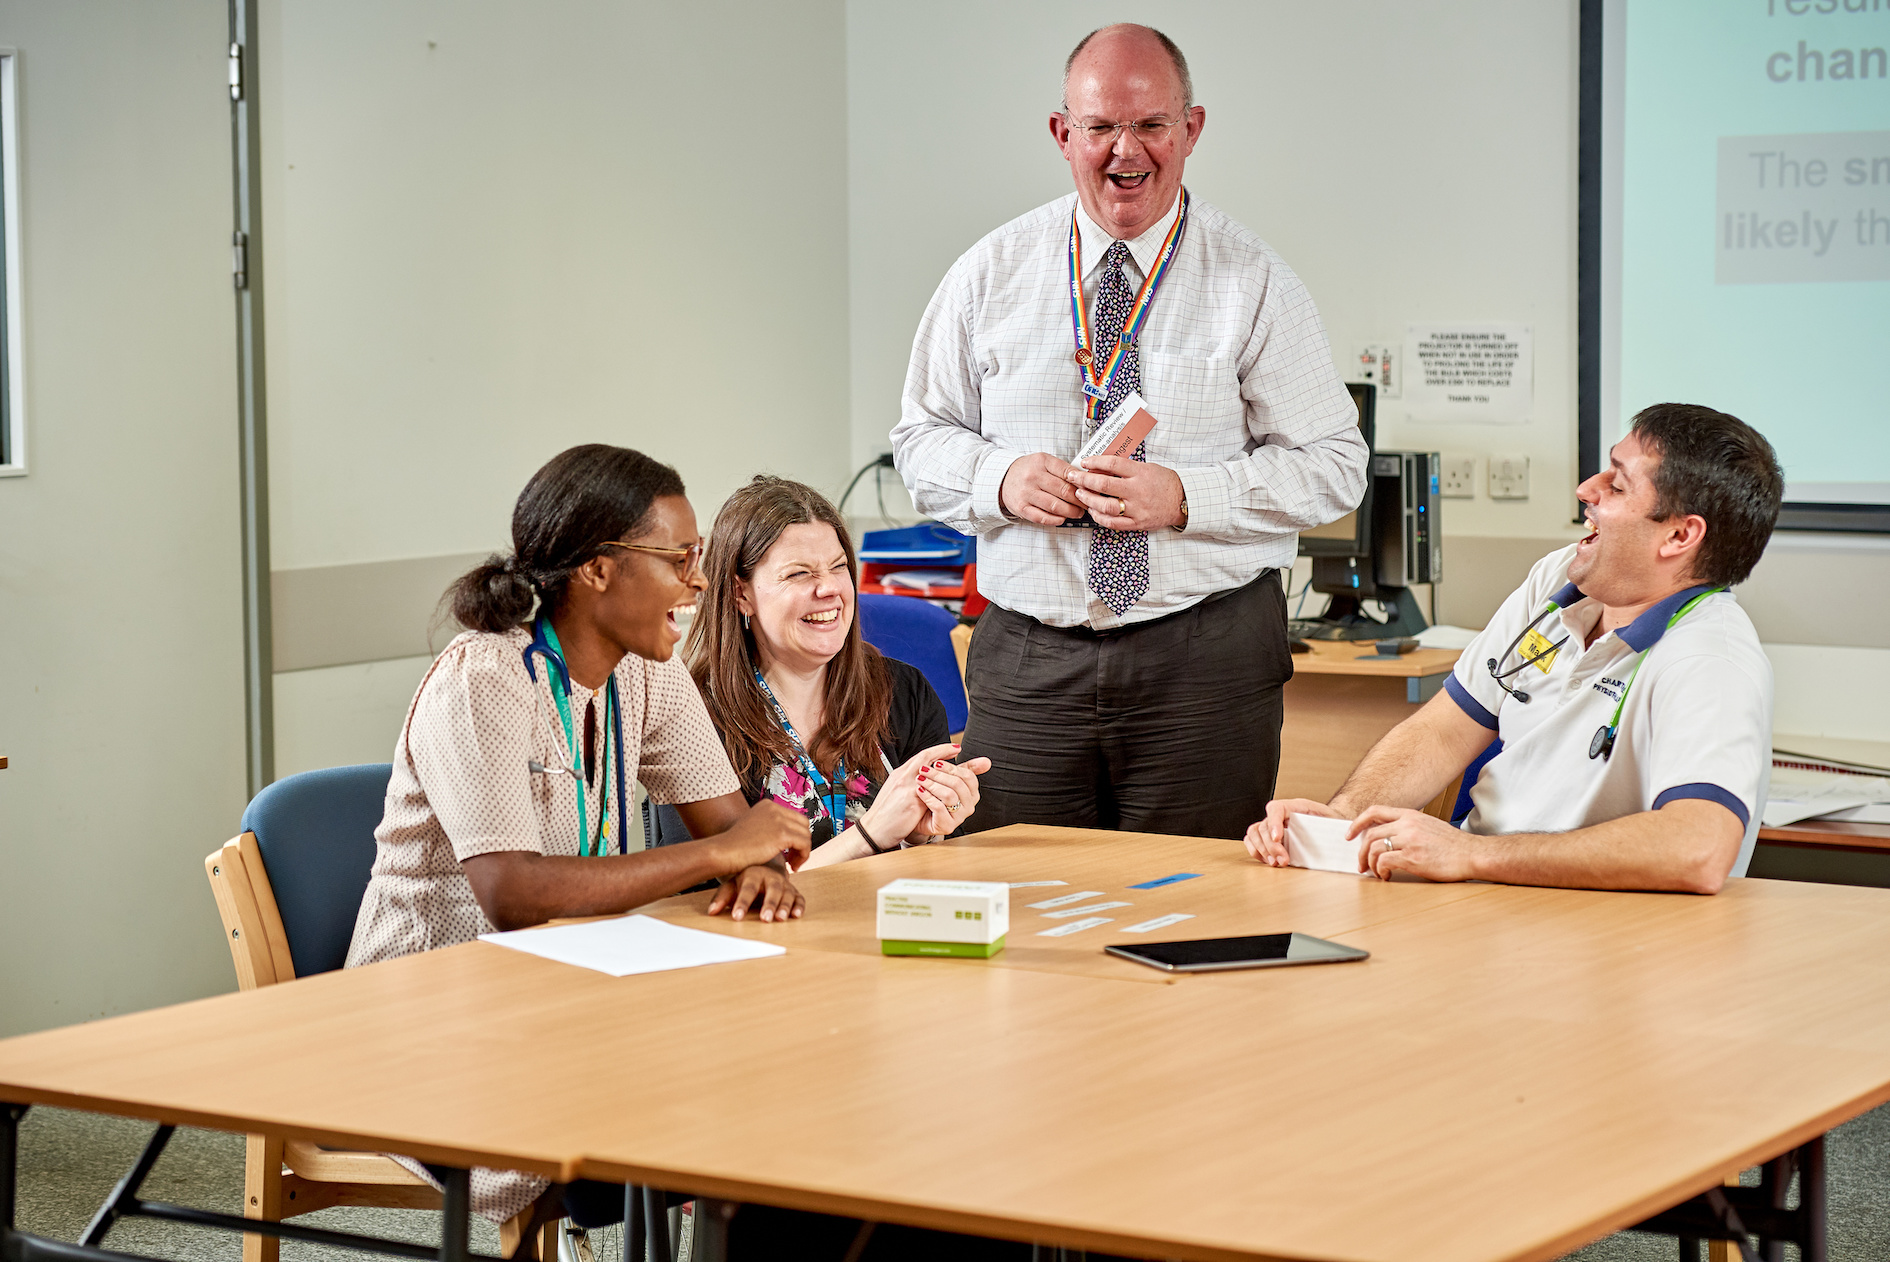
[1372,451,1441,588]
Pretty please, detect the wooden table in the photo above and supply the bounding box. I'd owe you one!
[5,827,1890,1262]
[1279,642,1462,802]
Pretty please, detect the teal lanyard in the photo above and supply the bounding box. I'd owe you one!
[540,620,614,856]
[1591,586,1723,761]
[752,670,848,828]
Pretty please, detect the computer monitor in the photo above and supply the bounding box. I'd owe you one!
[1296,383,1441,641]
[1297,383,1376,559]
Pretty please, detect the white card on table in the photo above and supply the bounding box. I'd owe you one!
[1029,890,1105,909]
[1036,917,1114,937]
[1284,813,1363,875]
[1041,901,1132,919]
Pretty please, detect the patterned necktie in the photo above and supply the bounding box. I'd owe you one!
[1087,240,1151,615]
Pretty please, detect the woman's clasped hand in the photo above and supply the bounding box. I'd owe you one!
[878,742,991,840]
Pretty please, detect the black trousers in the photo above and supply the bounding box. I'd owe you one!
[959,570,1292,840]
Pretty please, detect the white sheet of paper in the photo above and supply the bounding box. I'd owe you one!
[1007,881,1069,888]
[1285,813,1363,875]
[479,914,785,977]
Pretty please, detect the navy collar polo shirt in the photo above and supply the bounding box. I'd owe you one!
[1443,543,1774,877]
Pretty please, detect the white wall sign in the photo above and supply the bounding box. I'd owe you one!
[1404,323,1533,423]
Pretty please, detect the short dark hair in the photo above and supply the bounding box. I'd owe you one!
[447,444,685,633]
[1062,24,1193,113]
[1627,403,1782,588]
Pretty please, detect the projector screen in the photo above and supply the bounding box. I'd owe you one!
[1585,0,1890,531]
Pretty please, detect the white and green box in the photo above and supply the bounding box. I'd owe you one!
[877,879,1008,958]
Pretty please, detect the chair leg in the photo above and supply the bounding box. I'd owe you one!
[243,1135,284,1262]
[1708,1168,1745,1262]
[500,1201,566,1262]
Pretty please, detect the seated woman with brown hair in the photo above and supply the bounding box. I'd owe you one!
[649,475,989,860]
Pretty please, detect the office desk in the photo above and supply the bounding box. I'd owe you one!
[1758,819,1890,853]
[1279,642,1462,802]
[5,828,1890,1262]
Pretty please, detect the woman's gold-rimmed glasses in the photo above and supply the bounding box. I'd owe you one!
[602,536,705,578]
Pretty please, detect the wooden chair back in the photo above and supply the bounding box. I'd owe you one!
[205,833,297,990]
[203,831,556,1260]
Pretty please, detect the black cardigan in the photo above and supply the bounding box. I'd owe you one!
[645,656,950,849]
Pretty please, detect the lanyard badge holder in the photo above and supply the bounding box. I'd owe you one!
[1059,189,1190,529]
[754,670,849,845]
[523,617,627,856]
[1588,586,1723,761]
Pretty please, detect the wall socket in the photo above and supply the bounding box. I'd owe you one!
[1439,455,1477,499]
[1490,455,1530,500]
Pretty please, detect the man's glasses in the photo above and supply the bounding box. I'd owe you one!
[602,537,705,578]
[1066,115,1186,146]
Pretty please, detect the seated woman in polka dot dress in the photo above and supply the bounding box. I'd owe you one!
[344,444,808,1226]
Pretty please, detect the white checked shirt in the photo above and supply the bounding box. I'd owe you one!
[892,191,1368,629]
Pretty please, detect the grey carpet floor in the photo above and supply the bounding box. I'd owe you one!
[11,1103,1889,1260]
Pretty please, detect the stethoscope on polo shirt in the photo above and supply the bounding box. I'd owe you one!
[1486,587,1722,762]
[522,615,630,856]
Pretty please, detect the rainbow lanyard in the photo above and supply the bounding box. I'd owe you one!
[1066,187,1190,422]
[533,618,617,857]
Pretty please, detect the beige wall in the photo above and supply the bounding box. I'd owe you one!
[0,0,247,1036]
[259,0,853,573]
[263,0,853,770]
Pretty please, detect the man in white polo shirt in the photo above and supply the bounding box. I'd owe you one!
[1245,402,1784,893]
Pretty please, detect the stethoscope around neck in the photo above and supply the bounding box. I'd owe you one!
[522,615,630,855]
[1485,587,1723,762]
[1486,603,1569,707]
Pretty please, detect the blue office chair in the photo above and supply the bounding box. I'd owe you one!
[206,764,603,1261]
[856,593,968,734]
[1451,740,1503,824]
[237,763,393,977]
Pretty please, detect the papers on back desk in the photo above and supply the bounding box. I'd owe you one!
[1762,768,1890,828]
[479,914,784,977]
[1284,813,1362,875]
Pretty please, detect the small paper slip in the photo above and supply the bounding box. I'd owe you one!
[1120,913,1195,934]
[1075,391,1160,463]
[1029,890,1105,909]
[1128,873,1200,890]
[1041,901,1131,919]
[479,914,784,977]
[1037,917,1113,937]
[1284,813,1362,875]
[1008,881,1069,888]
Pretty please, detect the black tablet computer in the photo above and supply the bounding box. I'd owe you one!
[1105,932,1368,973]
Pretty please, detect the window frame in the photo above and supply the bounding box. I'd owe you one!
[0,49,24,477]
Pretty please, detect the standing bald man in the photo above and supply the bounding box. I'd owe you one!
[892,24,1368,839]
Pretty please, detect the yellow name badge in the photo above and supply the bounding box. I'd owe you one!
[1520,628,1560,674]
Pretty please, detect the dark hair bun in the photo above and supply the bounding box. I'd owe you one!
[449,553,537,633]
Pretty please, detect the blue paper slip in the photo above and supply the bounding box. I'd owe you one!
[1127,873,1201,890]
